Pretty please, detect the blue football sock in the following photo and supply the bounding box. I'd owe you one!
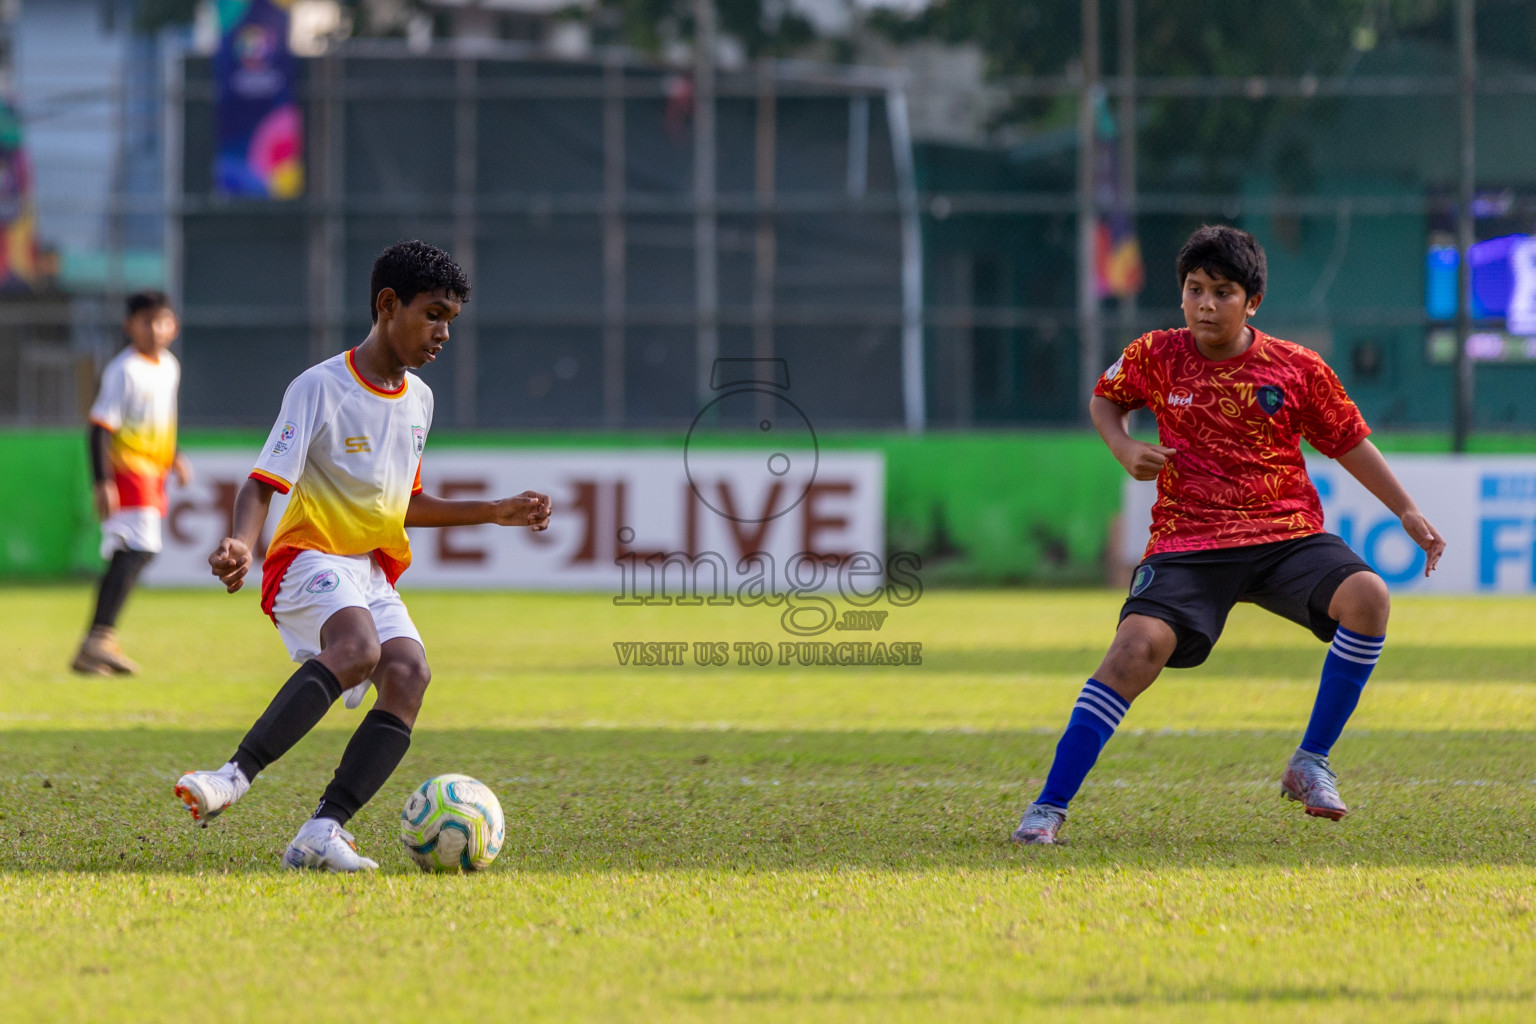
[1299,626,1384,757]
[1036,679,1131,810]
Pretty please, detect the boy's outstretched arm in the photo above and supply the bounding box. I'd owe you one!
[1091,395,1175,481]
[209,477,278,593]
[1334,439,1445,575]
[405,489,552,532]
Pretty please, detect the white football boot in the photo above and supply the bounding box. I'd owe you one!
[280,818,379,873]
[174,762,250,827]
[342,681,371,710]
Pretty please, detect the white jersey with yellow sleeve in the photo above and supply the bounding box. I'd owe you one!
[90,347,180,510]
[249,347,432,624]
[90,347,181,557]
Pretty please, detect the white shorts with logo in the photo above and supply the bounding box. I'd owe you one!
[100,507,163,558]
[271,550,423,664]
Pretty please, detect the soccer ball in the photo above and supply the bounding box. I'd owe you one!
[399,774,505,872]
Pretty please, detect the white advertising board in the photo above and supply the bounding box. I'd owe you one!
[1120,455,1536,593]
[144,449,885,592]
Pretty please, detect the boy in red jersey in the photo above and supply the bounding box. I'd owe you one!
[174,241,552,871]
[1013,225,1445,845]
[72,291,192,675]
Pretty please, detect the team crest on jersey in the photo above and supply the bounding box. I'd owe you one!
[1104,356,1124,381]
[1130,565,1155,597]
[412,425,425,457]
[1256,385,1285,417]
[271,422,297,456]
[304,570,340,595]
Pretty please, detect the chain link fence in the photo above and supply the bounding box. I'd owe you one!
[6,33,1536,431]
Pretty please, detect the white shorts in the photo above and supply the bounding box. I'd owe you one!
[100,507,163,558]
[271,550,423,664]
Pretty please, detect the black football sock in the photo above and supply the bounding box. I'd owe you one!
[91,549,154,629]
[313,709,413,826]
[230,660,344,781]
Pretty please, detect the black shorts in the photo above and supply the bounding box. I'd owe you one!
[1120,533,1373,669]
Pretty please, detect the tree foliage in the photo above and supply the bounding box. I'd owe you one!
[868,1,1536,188]
[134,0,427,35]
[591,1,816,58]
[868,1,1535,78]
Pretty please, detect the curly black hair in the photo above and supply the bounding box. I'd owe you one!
[1176,225,1266,299]
[369,240,471,323]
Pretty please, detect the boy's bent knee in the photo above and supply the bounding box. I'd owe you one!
[317,607,384,685]
[1329,571,1390,635]
[330,641,377,681]
[1112,615,1178,663]
[381,658,430,695]
[374,642,431,721]
[1095,615,1177,700]
[322,636,382,686]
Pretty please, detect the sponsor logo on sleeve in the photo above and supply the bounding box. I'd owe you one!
[270,422,297,456]
[1104,356,1124,381]
[412,425,425,458]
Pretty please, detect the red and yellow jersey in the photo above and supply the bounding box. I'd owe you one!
[249,348,433,616]
[1095,327,1370,558]
[89,347,180,513]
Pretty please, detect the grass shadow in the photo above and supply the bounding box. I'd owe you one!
[921,645,1536,681]
[1,727,1532,876]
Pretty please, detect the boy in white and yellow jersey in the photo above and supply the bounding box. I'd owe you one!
[72,291,192,675]
[175,241,552,872]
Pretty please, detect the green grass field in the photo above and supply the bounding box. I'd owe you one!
[1,586,1533,1022]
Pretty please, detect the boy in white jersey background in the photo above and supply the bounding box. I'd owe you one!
[175,241,552,871]
[73,291,192,675]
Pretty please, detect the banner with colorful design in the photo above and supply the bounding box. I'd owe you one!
[214,0,303,198]
[1092,93,1143,299]
[0,97,38,291]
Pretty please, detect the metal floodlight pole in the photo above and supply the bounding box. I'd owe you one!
[1452,0,1476,453]
[889,87,926,433]
[453,55,479,428]
[693,0,719,407]
[1117,0,1137,346]
[602,50,627,426]
[161,45,184,321]
[752,58,778,425]
[1077,0,1103,419]
[109,43,130,310]
[307,50,345,366]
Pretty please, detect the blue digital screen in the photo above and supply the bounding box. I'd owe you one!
[1426,234,1533,321]
[1426,246,1458,320]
